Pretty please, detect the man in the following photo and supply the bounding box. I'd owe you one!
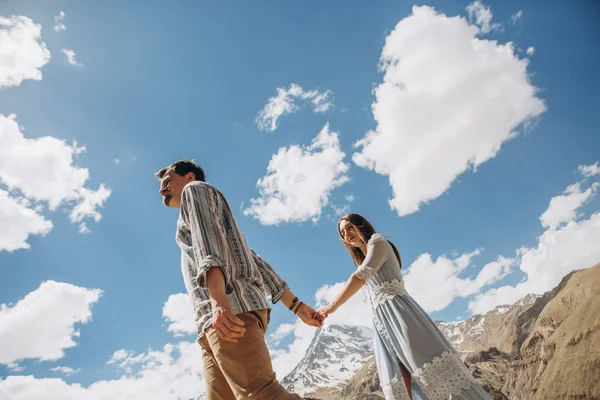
[157,160,323,399]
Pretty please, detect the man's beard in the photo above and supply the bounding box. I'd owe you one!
[163,195,172,206]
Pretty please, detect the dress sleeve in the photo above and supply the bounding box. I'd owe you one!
[353,234,389,282]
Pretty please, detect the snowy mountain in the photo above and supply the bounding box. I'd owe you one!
[436,293,540,356]
[281,324,373,396]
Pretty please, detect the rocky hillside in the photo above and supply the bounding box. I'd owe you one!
[436,293,540,357]
[286,264,600,399]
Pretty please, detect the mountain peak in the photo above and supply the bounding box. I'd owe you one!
[281,324,373,396]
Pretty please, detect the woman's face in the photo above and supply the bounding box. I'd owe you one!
[339,219,365,248]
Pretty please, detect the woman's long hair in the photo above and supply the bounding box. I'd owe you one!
[337,214,402,268]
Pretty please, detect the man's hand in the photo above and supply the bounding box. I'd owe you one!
[297,303,324,328]
[211,299,245,343]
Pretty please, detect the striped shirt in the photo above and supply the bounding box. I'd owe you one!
[176,181,289,339]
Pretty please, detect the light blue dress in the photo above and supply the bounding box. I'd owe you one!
[354,234,492,400]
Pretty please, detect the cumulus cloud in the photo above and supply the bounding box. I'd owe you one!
[539,182,598,230]
[244,123,349,225]
[53,11,66,32]
[162,293,196,337]
[0,114,111,249]
[49,366,80,376]
[0,191,53,252]
[0,281,102,366]
[469,166,600,314]
[466,1,501,33]
[579,161,600,178]
[0,341,205,400]
[403,251,514,313]
[62,49,83,67]
[526,46,535,56]
[256,83,333,132]
[0,15,51,87]
[352,5,546,216]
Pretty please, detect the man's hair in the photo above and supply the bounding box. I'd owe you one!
[155,160,206,182]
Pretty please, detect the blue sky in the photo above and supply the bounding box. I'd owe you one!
[1,1,599,398]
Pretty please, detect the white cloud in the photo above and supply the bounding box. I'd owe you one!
[0,281,102,366]
[511,10,524,24]
[244,123,349,225]
[53,11,66,32]
[539,182,598,230]
[0,190,53,252]
[50,366,80,376]
[352,5,546,216]
[107,349,130,365]
[0,341,206,400]
[466,1,501,33]
[62,49,83,67]
[256,83,333,132]
[345,193,355,203]
[469,171,600,314]
[70,185,112,234]
[526,46,535,56]
[0,114,111,247]
[402,250,514,313]
[579,162,600,178]
[162,293,196,337]
[0,15,51,87]
[331,203,350,217]
[267,323,296,347]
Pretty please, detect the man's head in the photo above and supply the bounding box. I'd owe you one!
[156,160,206,208]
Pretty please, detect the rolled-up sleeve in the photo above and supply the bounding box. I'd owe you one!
[353,234,389,282]
[180,184,230,289]
[251,250,288,304]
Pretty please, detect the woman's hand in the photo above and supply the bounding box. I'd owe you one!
[317,303,337,319]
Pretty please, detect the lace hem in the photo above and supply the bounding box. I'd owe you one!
[382,376,410,400]
[366,279,409,307]
[413,350,478,400]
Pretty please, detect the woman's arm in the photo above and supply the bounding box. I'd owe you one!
[318,274,365,317]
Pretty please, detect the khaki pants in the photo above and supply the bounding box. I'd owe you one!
[199,309,302,400]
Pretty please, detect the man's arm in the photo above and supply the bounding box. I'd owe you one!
[251,250,289,304]
[251,251,322,327]
[206,267,245,342]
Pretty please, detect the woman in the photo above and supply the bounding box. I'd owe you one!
[318,214,491,400]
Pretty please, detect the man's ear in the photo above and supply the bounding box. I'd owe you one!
[186,172,195,182]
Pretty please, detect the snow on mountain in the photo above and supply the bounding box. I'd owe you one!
[281,324,373,396]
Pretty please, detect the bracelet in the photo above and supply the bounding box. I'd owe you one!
[293,301,303,315]
[288,297,298,311]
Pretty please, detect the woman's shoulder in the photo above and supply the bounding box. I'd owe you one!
[367,233,386,246]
